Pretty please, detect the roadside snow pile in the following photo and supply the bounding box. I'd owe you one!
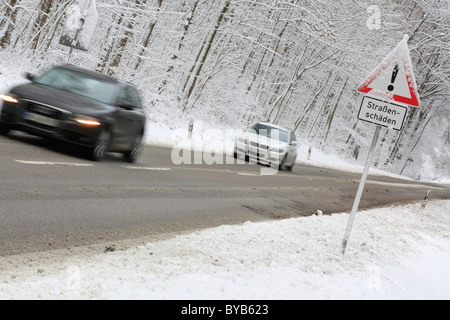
[1,200,449,300]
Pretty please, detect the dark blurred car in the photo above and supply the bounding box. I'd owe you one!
[0,64,146,162]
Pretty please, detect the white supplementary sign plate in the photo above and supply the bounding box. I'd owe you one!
[358,96,407,131]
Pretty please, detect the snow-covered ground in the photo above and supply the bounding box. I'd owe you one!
[0,125,449,300]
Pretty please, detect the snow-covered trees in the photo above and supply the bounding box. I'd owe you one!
[0,0,448,179]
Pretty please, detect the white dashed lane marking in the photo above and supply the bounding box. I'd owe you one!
[15,160,94,167]
[123,166,172,171]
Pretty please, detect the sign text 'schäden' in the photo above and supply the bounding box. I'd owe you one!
[358,96,407,131]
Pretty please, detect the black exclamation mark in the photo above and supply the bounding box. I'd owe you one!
[388,63,399,92]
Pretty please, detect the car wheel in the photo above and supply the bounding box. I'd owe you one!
[278,154,288,171]
[124,136,142,163]
[91,128,110,161]
[285,155,296,172]
[0,124,9,136]
[124,134,143,163]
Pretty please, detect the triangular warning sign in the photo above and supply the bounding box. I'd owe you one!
[358,35,420,107]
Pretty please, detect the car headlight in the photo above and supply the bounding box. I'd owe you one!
[270,147,284,153]
[0,94,18,104]
[73,114,101,126]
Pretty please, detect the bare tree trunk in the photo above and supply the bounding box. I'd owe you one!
[307,71,336,137]
[134,0,162,72]
[178,0,199,51]
[245,8,278,92]
[97,13,123,73]
[268,46,338,123]
[183,0,230,107]
[324,76,348,141]
[0,0,20,49]
[107,0,140,76]
[30,0,54,51]
[293,78,328,132]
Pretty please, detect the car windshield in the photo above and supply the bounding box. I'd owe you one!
[249,123,289,143]
[34,68,117,104]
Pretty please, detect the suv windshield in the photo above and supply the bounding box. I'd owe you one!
[250,123,289,143]
[34,68,118,104]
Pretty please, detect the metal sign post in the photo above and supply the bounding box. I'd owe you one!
[342,35,420,254]
[342,125,381,254]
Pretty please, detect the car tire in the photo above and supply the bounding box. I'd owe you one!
[91,128,111,162]
[285,155,296,172]
[0,124,9,136]
[278,154,288,171]
[124,134,143,163]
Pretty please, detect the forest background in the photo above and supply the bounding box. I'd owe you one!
[0,0,449,180]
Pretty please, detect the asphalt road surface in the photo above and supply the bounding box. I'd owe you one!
[1,131,449,256]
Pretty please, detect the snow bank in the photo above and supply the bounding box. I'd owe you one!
[1,200,448,300]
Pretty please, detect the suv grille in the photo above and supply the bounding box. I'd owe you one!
[24,101,69,120]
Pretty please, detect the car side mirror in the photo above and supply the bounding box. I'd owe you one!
[25,72,36,82]
[290,141,297,146]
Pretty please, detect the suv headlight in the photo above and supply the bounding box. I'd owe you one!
[73,114,101,126]
[270,147,284,153]
[0,94,18,104]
